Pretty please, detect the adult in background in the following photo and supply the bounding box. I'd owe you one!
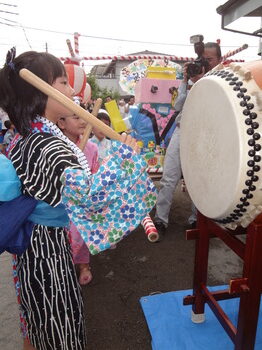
[154,42,222,239]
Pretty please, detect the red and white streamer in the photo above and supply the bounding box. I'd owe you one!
[60,55,195,62]
[222,59,245,64]
[141,215,159,243]
[61,33,247,67]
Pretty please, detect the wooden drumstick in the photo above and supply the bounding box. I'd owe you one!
[19,68,121,142]
[79,98,102,151]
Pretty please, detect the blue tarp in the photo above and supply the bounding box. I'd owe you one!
[140,286,262,350]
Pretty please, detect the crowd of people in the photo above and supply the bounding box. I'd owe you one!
[0,40,222,349]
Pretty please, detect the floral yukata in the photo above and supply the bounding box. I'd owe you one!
[5,116,156,350]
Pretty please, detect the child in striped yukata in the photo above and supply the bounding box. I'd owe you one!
[0,48,156,350]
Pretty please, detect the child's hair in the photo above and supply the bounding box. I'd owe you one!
[0,48,67,136]
[97,112,110,124]
[4,120,12,129]
[80,102,86,110]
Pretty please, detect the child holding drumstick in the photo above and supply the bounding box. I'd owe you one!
[0,48,156,350]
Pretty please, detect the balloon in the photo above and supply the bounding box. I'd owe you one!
[81,83,91,104]
[64,64,86,96]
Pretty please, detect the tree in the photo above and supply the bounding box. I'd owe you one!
[87,74,120,102]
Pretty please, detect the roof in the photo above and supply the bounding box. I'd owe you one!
[93,49,186,77]
[217,0,262,17]
[216,0,262,37]
[90,64,108,76]
[127,49,173,56]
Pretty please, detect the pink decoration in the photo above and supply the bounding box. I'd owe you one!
[135,78,181,104]
[141,104,175,135]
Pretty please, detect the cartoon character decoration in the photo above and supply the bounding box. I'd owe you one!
[120,60,181,172]
[63,33,91,104]
[132,65,181,145]
[120,59,182,149]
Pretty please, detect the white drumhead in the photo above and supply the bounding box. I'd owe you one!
[180,62,262,228]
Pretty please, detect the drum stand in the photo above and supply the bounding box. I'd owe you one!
[183,212,262,350]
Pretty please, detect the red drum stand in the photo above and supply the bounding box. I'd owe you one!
[183,212,262,350]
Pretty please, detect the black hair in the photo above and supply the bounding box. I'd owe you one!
[4,120,11,129]
[97,112,110,124]
[0,50,67,136]
[204,42,222,59]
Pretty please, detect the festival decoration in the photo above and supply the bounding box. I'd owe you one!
[119,58,182,95]
[82,83,92,104]
[105,100,127,133]
[63,32,90,101]
[129,64,181,143]
[64,64,86,96]
[60,54,196,62]
[122,63,182,176]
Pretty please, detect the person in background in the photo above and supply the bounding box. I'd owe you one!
[105,95,112,103]
[153,42,222,239]
[3,120,16,147]
[89,111,112,164]
[57,112,99,285]
[118,98,132,131]
[0,107,9,135]
[118,98,126,118]
[125,95,135,115]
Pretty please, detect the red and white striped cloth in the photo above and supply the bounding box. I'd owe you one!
[60,54,195,62]
[141,215,159,242]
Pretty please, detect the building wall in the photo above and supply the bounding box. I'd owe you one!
[96,61,132,96]
[96,78,125,95]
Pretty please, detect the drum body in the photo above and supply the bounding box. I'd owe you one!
[180,60,262,229]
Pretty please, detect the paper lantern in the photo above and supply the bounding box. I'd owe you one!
[64,64,86,96]
[81,83,91,104]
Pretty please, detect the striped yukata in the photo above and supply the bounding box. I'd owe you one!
[10,132,87,350]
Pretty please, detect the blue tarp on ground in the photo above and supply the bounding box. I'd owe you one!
[140,286,262,350]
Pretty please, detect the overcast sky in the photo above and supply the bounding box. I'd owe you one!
[0,0,261,72]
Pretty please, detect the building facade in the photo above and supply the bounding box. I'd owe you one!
[89,50,187,97]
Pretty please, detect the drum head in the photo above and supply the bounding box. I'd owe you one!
[180,61,262,227]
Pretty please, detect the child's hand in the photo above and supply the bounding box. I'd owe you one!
[120,133,140,153]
